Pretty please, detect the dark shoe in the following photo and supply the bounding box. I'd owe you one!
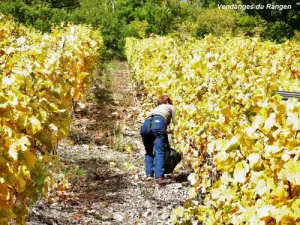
[146,174,154,181]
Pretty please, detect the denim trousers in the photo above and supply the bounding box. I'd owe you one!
[140,115,169,179]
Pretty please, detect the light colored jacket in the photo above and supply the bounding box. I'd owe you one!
[148,104,176,126]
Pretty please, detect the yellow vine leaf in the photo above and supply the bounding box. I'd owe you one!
[16,176,26,193]
[24,150,36,169]
[27,116,42,134]
[233,161,249,183]
[278,160,300,185]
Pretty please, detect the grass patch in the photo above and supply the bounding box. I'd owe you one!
[105,60,122,70]
[61,165,87,183]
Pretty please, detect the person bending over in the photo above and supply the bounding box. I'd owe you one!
[140,95,176,184]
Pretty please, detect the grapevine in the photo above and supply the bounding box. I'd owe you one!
[126,35,300,224]
[0,15,102,224]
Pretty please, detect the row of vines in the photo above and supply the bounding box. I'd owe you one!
[0,15,102,224]
[125,36,300,224]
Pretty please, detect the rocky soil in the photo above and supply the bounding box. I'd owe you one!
[28,61,191,225]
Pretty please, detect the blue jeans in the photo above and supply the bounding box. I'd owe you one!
[140,115,169,179]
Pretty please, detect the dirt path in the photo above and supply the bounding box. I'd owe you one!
[28,61,190,225]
